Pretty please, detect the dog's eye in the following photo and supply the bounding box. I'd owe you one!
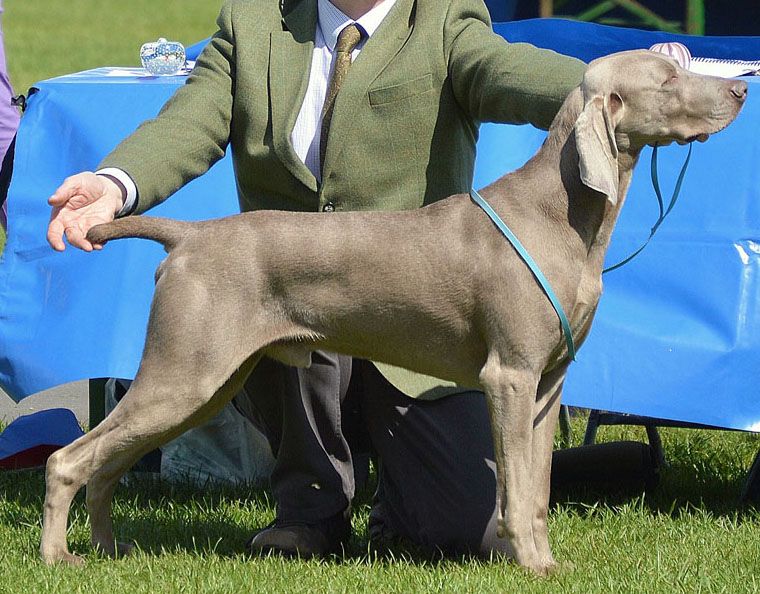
[662,74,678,86]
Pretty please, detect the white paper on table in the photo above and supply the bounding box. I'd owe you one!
[689,57,760,78]
[103,62,195,77]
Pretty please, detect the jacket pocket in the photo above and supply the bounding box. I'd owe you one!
[368,73,434,106]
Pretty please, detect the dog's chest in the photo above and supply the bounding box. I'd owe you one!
[570,273,603,344]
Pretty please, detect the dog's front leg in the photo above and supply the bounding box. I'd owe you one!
[480,359,542,574]
[530,366,569,573]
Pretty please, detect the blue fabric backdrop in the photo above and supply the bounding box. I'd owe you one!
[2,20,760,432]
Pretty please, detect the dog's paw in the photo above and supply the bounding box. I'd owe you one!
[41,549,86,567]
[552,559,576,573]
[528,558,574,577]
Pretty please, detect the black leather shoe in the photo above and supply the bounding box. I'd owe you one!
[245,511,351,559]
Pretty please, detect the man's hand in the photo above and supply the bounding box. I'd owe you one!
[47,172,125,252]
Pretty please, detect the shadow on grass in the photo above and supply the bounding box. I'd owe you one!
[0,467,508,566]
[549,427,760,520]
[0,426,757,564]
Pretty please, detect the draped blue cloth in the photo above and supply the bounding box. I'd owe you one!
[494,18,760,62]
[2,20,760,432]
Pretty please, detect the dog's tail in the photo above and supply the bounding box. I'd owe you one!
[86,216,193,251]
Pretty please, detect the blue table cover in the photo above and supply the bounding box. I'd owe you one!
[1,20,760,432]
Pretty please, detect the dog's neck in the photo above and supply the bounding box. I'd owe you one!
[543,88,642,273]
[529,89,644,361]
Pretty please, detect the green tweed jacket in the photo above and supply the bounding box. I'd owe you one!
[101,0,586,399]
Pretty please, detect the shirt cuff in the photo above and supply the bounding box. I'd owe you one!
[95,167,138,216]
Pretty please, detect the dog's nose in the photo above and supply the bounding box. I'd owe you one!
[729,80,748,103]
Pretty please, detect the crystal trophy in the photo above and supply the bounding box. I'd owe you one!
[140,38,186,76]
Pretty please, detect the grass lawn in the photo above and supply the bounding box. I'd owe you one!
[1,1,759,592]
[0,421,758,593]
[4,0,224,96]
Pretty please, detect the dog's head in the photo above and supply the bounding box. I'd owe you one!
[574,50,747,204]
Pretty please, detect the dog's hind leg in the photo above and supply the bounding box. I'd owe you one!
[87,476,130,559]
[41,408,140,565]
[40,437,93,565]
[529,366,568,573]
[40,254,287,564]
[86,352,262,558]
[479,355,542,574]
[41,351,261,565]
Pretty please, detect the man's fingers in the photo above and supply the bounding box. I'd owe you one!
[46,217,67,252]
[48,187,73,207]
[47,219,99,252]
[48,173,99,207]
[46,173,116,252]
[63,224,93,252]
[48,178,82,206]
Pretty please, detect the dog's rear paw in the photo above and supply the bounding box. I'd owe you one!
[41,549,86,567]
[515,556,567,578]
[553,559,576,573]
[532,558,575,577]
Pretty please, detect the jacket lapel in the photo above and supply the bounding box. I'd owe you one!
[321,0,416,180]
[270,0,319,192]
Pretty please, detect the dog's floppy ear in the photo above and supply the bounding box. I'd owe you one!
[574,93,623,205]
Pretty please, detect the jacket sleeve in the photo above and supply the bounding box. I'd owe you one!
[98,1,237,214]
[444,0,586,130]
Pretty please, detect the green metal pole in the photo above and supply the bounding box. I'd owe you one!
[686,0,705,35]
[611,0,682,33]
[575,0,616,23]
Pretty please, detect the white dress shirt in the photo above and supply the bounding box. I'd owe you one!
[101,0,397,216]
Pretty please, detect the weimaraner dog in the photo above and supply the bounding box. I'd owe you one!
[41,51,746,574]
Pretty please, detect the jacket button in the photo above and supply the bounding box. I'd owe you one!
[322,202,335,212]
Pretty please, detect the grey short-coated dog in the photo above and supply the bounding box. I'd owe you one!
[40,51,746,574]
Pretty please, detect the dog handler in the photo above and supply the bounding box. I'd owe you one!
[47,0,585,557]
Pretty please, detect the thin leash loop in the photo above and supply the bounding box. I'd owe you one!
[470,189,576,361]
[602,142,692,273]
[469,143,693,362]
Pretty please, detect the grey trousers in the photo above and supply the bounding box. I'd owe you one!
[240,352,509,556]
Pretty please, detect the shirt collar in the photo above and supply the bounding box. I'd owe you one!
[318,0,398,51]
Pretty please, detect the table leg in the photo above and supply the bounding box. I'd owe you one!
[88,378,107,430]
